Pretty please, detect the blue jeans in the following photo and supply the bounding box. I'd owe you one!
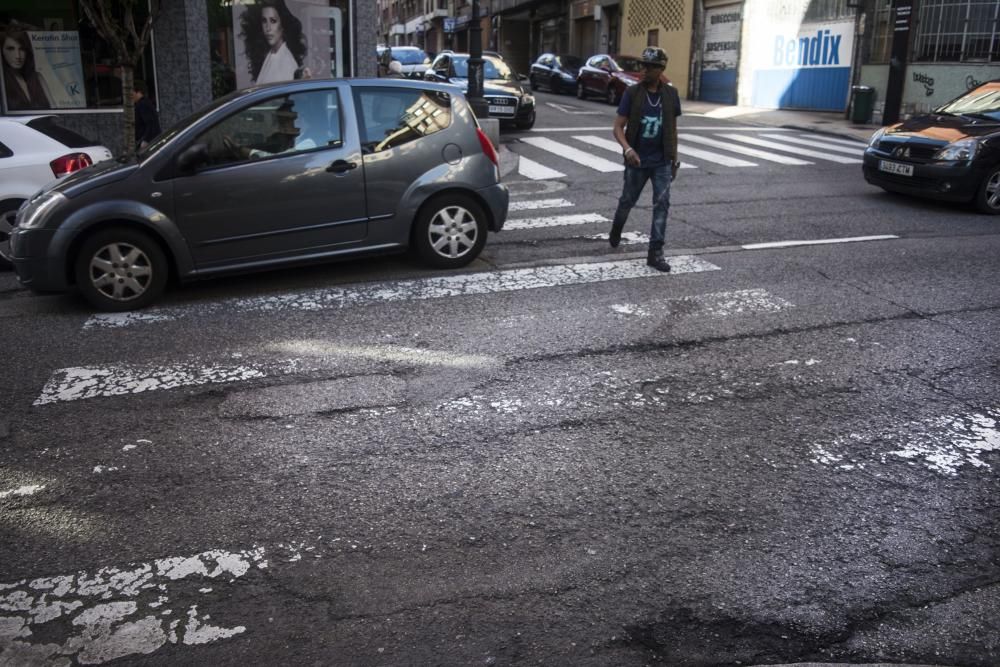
[612,164,671,252]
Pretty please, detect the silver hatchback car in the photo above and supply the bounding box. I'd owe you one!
[10,78,508,311]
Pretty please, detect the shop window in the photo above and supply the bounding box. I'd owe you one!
[913,0,1000,62]
[206,0,353,100]
[1,2,155,113]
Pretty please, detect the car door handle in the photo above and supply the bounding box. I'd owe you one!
[327,160,357,174]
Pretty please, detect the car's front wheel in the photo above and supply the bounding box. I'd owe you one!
[0,200,24,270]
[975,165,1000,215]
[413,194,487,269]
[516,110,536,130]
[74,227,169,311]
[576,81,586,99]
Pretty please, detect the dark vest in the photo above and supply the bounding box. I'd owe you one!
[624,83,678,162]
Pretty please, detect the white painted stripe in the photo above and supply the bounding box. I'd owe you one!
[720,133,862,164]
[0,484,46,499]
[545,102,603,115]
[517,156,565,180]
[83,257,721,330]
[798,133,868,148]
[0,546,274,664]
[741,235,899,250]
[573,135,697,168]
[583,231,650,245]
[678,143,757,167]
[520,136,624,172]
[529,126,793,132]
[761,133,865,155]
[684,134,813,164]
[505,213,609,230]
[508,197,574,212]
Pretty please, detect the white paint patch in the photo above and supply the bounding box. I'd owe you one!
[812,408,1000,476]
[0,547,267,664]
[611,304,650,317]
[122,445,137,452]
[684,134,813,165]
[267,342,497,369]
[742,235,899,250]
[83,311,176,330]
[92,466,119,474]
[83,258,720,330]
[35,364,270,406]
[688,289,791,318]
[508,198,574,212]
[544,102,603,115]
[720,133,862,164]
[517,156,565,180]
[505,213,609,230]
[520,136,624,172]
[0,485,46,500]
[584,231,649,245]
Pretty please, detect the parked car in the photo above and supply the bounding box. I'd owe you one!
[9,79,509,311]
[528,53,582,95]
[576,54,666,105]
[425,52,536,129]
[0,116,112,268]
[376,45,431,79]
[863,80,1000,214]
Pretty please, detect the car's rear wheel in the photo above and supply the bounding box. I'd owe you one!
[975,165,1000,215]
[576,81,586,99]
[515,110,536,130]
[529,73,539,91]
[74,227,168,311]
[0,200,24,270]
[413,194,487,269]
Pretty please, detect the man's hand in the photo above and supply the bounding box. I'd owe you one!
[624,147,641,167]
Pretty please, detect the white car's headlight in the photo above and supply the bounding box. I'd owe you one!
[867,127,886,148]
[18,191,67,229]
[933,137,979,161]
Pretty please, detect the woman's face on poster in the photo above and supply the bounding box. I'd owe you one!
[2,37,27,71]
[261,8,284,48]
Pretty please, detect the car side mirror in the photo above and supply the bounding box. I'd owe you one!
[176,143,209,173]
[518,73,528,82]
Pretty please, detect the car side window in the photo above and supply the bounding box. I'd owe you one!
[0,141,12,159]
[192,89,343,168]
[354,87,452,154]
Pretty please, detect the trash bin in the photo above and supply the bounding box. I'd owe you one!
[851,85,874,124]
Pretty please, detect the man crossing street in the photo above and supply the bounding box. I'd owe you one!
[609,46,681,272]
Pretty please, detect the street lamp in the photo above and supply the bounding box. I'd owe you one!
[466,0,489,118]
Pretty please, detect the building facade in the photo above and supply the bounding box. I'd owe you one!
[1,1,378,153]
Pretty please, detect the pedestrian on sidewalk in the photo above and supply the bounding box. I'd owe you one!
[132,80,161,152]
[608,46,681,272]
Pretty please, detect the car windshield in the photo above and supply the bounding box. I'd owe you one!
[137,92,244,161]
[394,49,429,65]
[26,117,97,148]
[612,57,642,73]
[452,56,515,81]
[935,82,1000,121]
[557,55,581,69]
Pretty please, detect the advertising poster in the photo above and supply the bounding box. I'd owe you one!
[232,0,341,89]
[29,31,87,109]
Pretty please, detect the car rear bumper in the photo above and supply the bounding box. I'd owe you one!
[477,182,509,232]
[862,150,984,202]
[10,227,69,292]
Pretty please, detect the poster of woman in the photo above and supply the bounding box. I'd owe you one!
[233,0,334,88]
[1,23,53,110]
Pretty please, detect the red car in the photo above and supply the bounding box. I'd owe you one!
[575,54,668,105]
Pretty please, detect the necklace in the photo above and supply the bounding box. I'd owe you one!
[646,90,662,108]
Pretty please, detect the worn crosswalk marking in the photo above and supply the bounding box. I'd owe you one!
[683,134,813,165]
[761,133,865,155]
[509,198,574,212]
[520,136,624,172]
[678,143,757,167]
[573,135,697,168]
[505,213,609,230]
[517,155,565,180]
[720,133,862,164]
[83,257,722,332]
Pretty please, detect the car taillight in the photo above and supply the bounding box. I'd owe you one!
[50,153,93,178]
[476,127,499,168]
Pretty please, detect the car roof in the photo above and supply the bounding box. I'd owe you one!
[0,114,58,125]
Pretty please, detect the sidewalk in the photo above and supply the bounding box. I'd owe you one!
[682,99,881,143]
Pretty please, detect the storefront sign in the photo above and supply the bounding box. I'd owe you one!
[444,18,456,33]
[29,31,86,108]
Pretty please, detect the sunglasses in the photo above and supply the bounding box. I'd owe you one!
[640,63,665,70]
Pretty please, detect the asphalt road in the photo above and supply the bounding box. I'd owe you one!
[1,89,998,666]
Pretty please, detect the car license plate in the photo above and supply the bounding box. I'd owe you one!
[878,160,913,177]
[488,105,515,116]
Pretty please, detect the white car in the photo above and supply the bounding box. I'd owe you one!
[377,46,431,78]
[0,115,113,267]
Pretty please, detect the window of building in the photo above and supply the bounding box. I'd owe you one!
[353,87,451,153]
[868,0,894,64]
[1,2,156,113]
[647,29,659,46]
[207,0,353,99]
[913,0,1000,62]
